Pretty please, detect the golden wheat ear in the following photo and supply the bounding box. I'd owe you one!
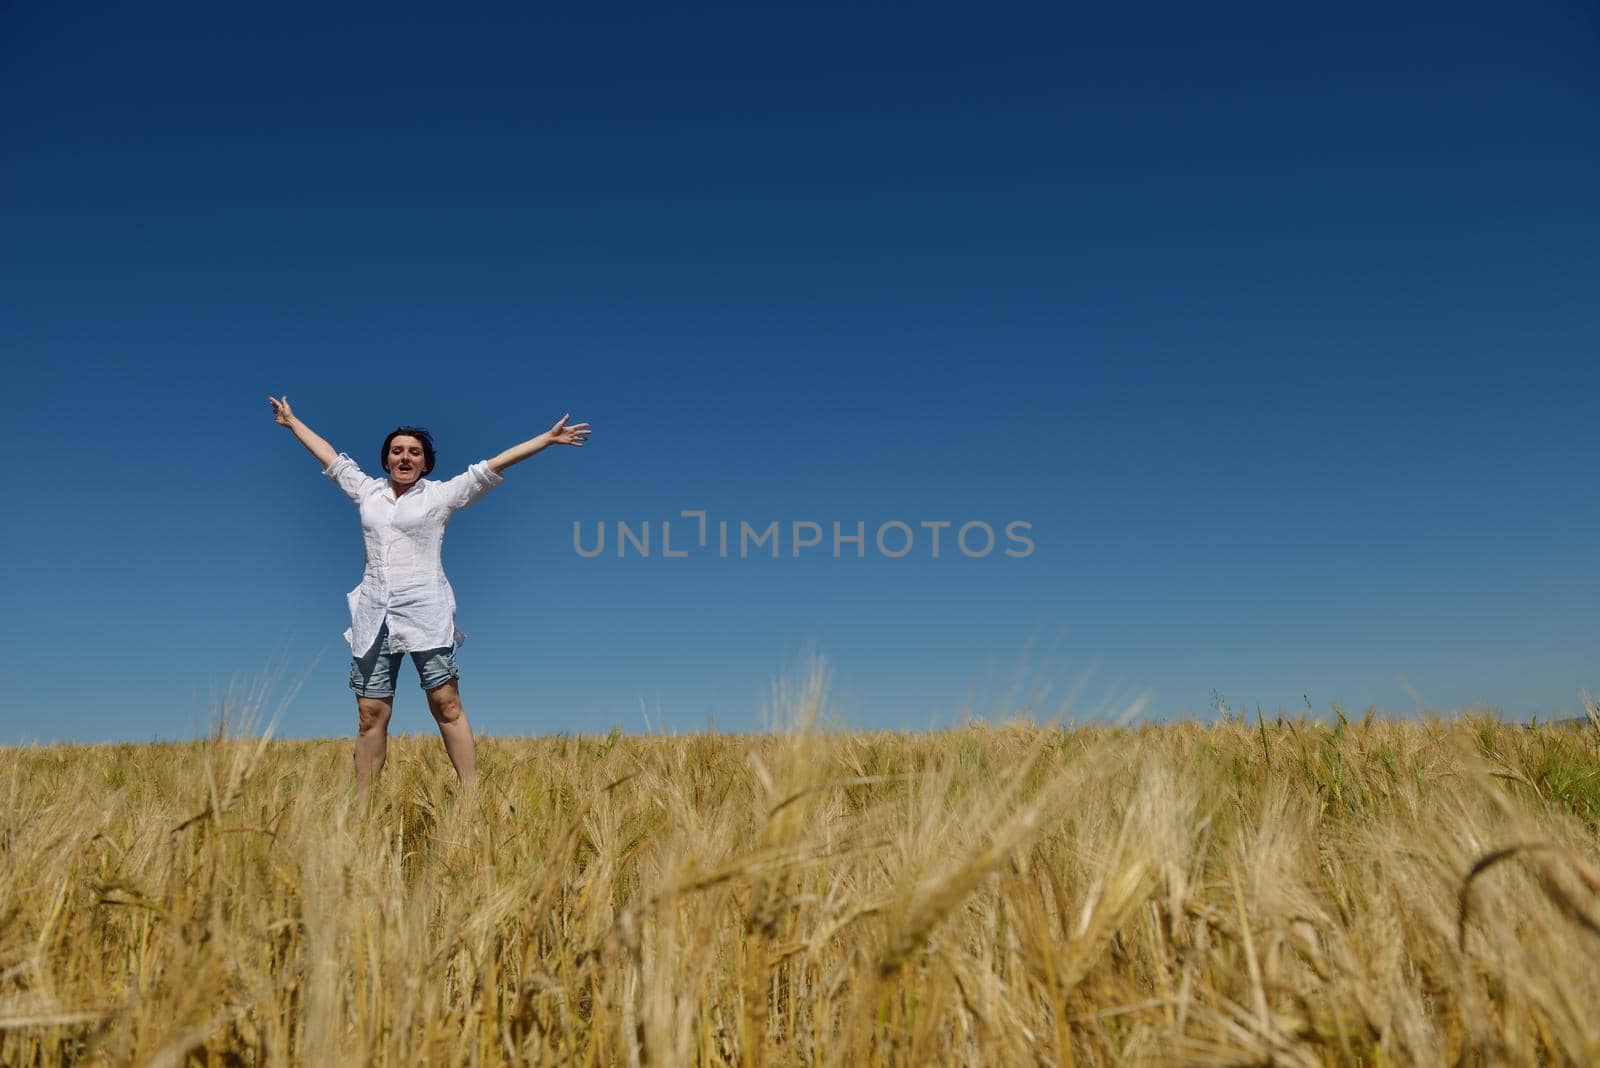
[1459,842,1600,950]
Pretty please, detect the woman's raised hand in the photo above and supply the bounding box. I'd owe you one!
[268,395,295,427]
[268,396,337,466]
[485,413,592,472]
[547,413,591,447]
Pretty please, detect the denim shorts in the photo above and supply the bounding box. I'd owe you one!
[348,621,460,698]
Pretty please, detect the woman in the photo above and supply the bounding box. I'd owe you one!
[267,395,590,791]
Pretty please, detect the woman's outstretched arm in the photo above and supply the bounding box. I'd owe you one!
[487,413,592,474]
[268,395,338,468]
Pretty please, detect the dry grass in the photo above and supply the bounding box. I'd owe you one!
[3,671,1599,1065]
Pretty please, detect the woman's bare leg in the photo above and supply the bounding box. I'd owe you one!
[355,694,394,791]
[425,679,476,789]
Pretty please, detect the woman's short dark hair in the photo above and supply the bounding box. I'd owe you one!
[380,426,437,475]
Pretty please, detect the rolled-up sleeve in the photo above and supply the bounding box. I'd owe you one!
[437,460,505,512]
[323,452,377,505]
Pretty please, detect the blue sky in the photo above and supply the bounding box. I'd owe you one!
[3,1,1597,742]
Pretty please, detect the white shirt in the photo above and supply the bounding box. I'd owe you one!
[323,452,505,657]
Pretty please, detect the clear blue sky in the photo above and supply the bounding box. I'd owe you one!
[3,1,1597,742]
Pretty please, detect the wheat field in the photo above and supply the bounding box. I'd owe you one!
[3,671,1598,1066]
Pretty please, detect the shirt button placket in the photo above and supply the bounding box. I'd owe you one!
[380,496,396,645]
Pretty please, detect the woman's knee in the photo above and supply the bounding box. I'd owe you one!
[425,681,463,724]
[357,696,393,733]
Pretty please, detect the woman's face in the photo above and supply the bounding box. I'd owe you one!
[386,435,427,486]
